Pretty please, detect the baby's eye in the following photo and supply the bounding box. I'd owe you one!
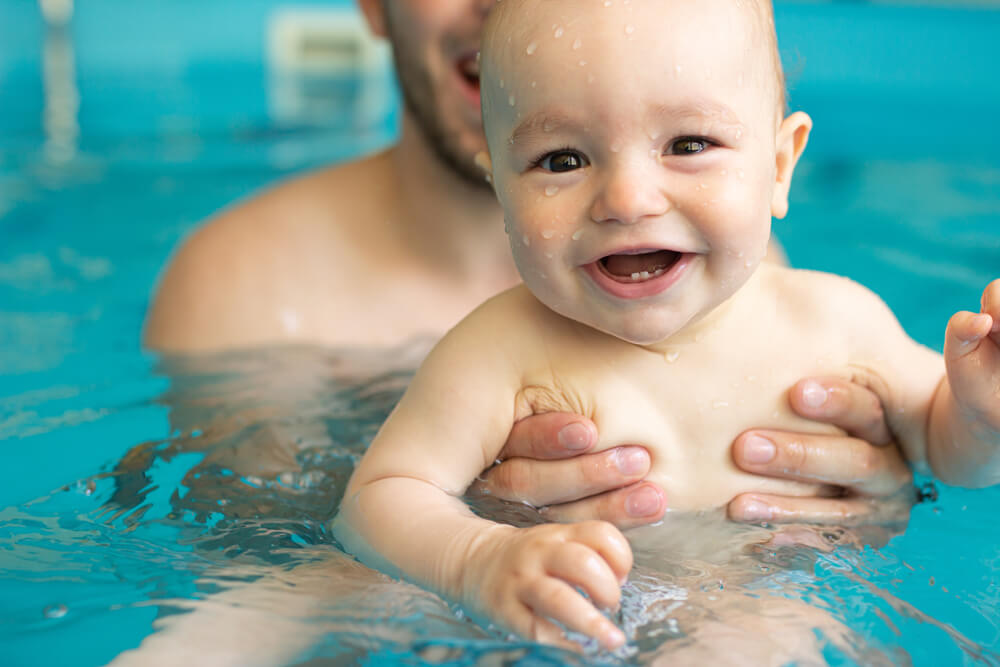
[668,137,711,155]
[538,150,588,173]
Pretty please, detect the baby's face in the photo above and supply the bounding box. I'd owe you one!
[483,0,793,346]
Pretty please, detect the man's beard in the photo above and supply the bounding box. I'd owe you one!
[382,7,492,190]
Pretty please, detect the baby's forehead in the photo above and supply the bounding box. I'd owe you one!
[482,0,781,117]
[487,1,765,75]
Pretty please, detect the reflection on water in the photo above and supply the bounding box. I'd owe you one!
[2,342,997,666]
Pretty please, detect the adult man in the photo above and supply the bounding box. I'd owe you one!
[143,0,911,524]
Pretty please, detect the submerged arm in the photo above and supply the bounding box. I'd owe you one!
[332,306,631,649]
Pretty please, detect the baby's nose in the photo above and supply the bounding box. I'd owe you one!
[589,164,671,225]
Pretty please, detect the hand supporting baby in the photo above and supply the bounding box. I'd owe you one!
[474,376,914,527]
[466,521,632,651]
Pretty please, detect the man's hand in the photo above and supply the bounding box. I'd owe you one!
[475,378,913,529]
[469,412,668,528]
[728,376,914,523]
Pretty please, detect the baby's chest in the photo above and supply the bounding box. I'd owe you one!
[521,341,852,508]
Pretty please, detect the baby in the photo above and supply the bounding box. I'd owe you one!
[334,0,1000,652]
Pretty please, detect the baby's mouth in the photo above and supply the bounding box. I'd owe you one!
[599,250,681,283]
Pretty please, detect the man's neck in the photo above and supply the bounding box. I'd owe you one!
[388,114,517,287]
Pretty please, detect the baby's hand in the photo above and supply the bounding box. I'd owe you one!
[471,520,632,651]
[944,278,1000,431]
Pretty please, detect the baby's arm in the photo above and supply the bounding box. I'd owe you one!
[332,299,631,650]
[927,279,1000,486]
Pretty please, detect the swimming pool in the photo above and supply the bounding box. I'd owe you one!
[1,1,999,665]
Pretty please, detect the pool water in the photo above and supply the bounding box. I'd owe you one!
[1,2,999,666]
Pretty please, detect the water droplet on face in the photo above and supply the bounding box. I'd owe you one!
[531,81,537,88]
[545,185,559,196]
[720,169,728,176]
[43,604,68,619]
[610,141,622,153]
[604,0,612,5]
[712,400,729,409]
[508,94,516,107]
[578,60,587,67]
[587,73,595,84]
[665,350,680,363]
[526,42,538,55]
[522,234,531,246]
[675,64,683,76]
[737,169,745,180]
[545,252,554,259]
[571,229,584,241]
[625,24,635,35]
[745,375,757,383]
[735,128,743,139]
[499,79,505,89]
[573,38,582,50]
[541,229,555,239]
[554,26,564,38]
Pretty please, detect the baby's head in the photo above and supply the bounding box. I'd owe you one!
[478,0,811,346]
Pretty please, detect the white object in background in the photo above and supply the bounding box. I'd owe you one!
[39,0,73,26]
[268,6,390,75]
[266,6,394,129]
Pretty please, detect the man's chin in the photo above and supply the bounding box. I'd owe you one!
[442,139,493,189]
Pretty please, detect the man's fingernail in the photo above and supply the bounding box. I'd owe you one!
[558,423,592,450]
[625,485,662,517]
[741,434,776,464]
[740,499,774,521]
[801,380,828,408]
[614,448,649,475]
[604,627,626,649]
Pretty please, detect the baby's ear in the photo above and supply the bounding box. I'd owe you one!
[474,150,495,185]
[771,111,812,219]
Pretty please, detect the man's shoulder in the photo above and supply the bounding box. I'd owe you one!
[218,150,391,234]
[143,152,393,351]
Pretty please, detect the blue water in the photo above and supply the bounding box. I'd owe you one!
[1,2,999,666]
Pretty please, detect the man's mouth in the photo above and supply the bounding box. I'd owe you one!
[457,53,480,92]
[598,250,682,283]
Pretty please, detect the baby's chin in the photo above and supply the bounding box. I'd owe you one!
[548,300,687,348]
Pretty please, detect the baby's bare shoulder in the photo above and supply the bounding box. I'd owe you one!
[452,285,564,344]
[762,265,890,320]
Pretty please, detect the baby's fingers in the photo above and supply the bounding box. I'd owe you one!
[571,520,633,583]
[545,541,624,610]
[522,578,626,650]
[944,310,994,363]
[982,278,1000,341]
[502,606,579,652]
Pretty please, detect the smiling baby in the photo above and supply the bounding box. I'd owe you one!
[333,0,1000,651]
